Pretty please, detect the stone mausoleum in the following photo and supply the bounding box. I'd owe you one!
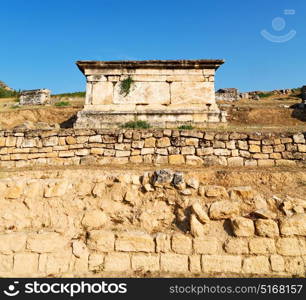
[74,59,226,128]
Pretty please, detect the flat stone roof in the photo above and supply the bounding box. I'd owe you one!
[76,59,225,74]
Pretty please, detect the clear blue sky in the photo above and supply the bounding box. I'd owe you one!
[1,0,305,93]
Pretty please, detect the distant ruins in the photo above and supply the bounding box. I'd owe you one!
[19,89,51,105]
[74,60,227,128]
[215,88,239,101]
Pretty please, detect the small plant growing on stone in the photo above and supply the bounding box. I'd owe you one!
[178,124,194,130]
[119,76,134,97]
[55,101,70,107]
[121,120,151,129]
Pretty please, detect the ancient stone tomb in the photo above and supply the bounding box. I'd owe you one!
[19,89,51,105]
[74,60,227,128]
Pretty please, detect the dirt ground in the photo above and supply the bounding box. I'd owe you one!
[0,93,305,131]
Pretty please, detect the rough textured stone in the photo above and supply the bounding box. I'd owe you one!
[27,233,68,253]
[87,230,115,252]
[116,231,155,252]
[160,253,188,273]
[189,255,201,273]
[270,255,285,272]
[172,234,192,254]
[104,253,130,272]
[209,200,240,220]
[201,255,241,273]
[131,254,159,271]
[255,219,279,237]
[249,238,276,254]
[0,233,27,254]
[81,210,108,229]
[191,202,210,223]
[279,214,306,236]
[243,256,270,274]
[224,238,249,254]
[169,155,185,164]
[276,238,301,256]
[193,237,218,254]
[13,253,39,274]
[155,233,171,253]
[231,217,255,237]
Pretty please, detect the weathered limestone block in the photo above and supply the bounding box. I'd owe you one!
[0,233,27,254]
[131,253,159,271]
[193,237,219,254]
[201,255,241,273]
[196,147,213,156]
[231,217,255,237]
[160,253,188,273]
[91,82,113,105]
[181,146,195,155]
[214,148,231,156]
[293,133,305,144]
[72,240,88,258]
[229,186,255,201]
[209,200,240,220]
[87,230,115,252]
[190,215,209,237]
[228,157,244,167]
[255,219,279,237]
[284,257,304,276]
[81,210,108,229]
[19,89,51,105]
[156,137,171,148]
[171,234,192,254]
[144,137,156,148]
[191,202,210,223]
[115,231,155,252]
[276,238,301,256]
[205,185,228,198]
[249,238,276,254]
[242,256,270,275]
[169,155,185,164]
[189,255,201,273]
[13,253,39,275]
[171,82,214,104]
[224,238,249,254]
[238,140,248,150]
[155,233,171,253]
[27,232,68,253]
[104,253,131,272]
[270,255,285,272]
[279,214,306,236]
[0,254,13,272]
[88,135,102,143]
[114,81,170,105]
[88,253,104,271]
[43,136,58,147]
[185,155,203,166]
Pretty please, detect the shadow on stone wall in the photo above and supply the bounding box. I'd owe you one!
[60,115,77,128]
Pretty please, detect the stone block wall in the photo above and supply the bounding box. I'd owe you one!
[0,168,305,277]
[0,129,305,168]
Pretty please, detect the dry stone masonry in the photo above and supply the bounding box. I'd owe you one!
[0,168,305,277]
[74,60,227,128]
[0,129,304,168]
